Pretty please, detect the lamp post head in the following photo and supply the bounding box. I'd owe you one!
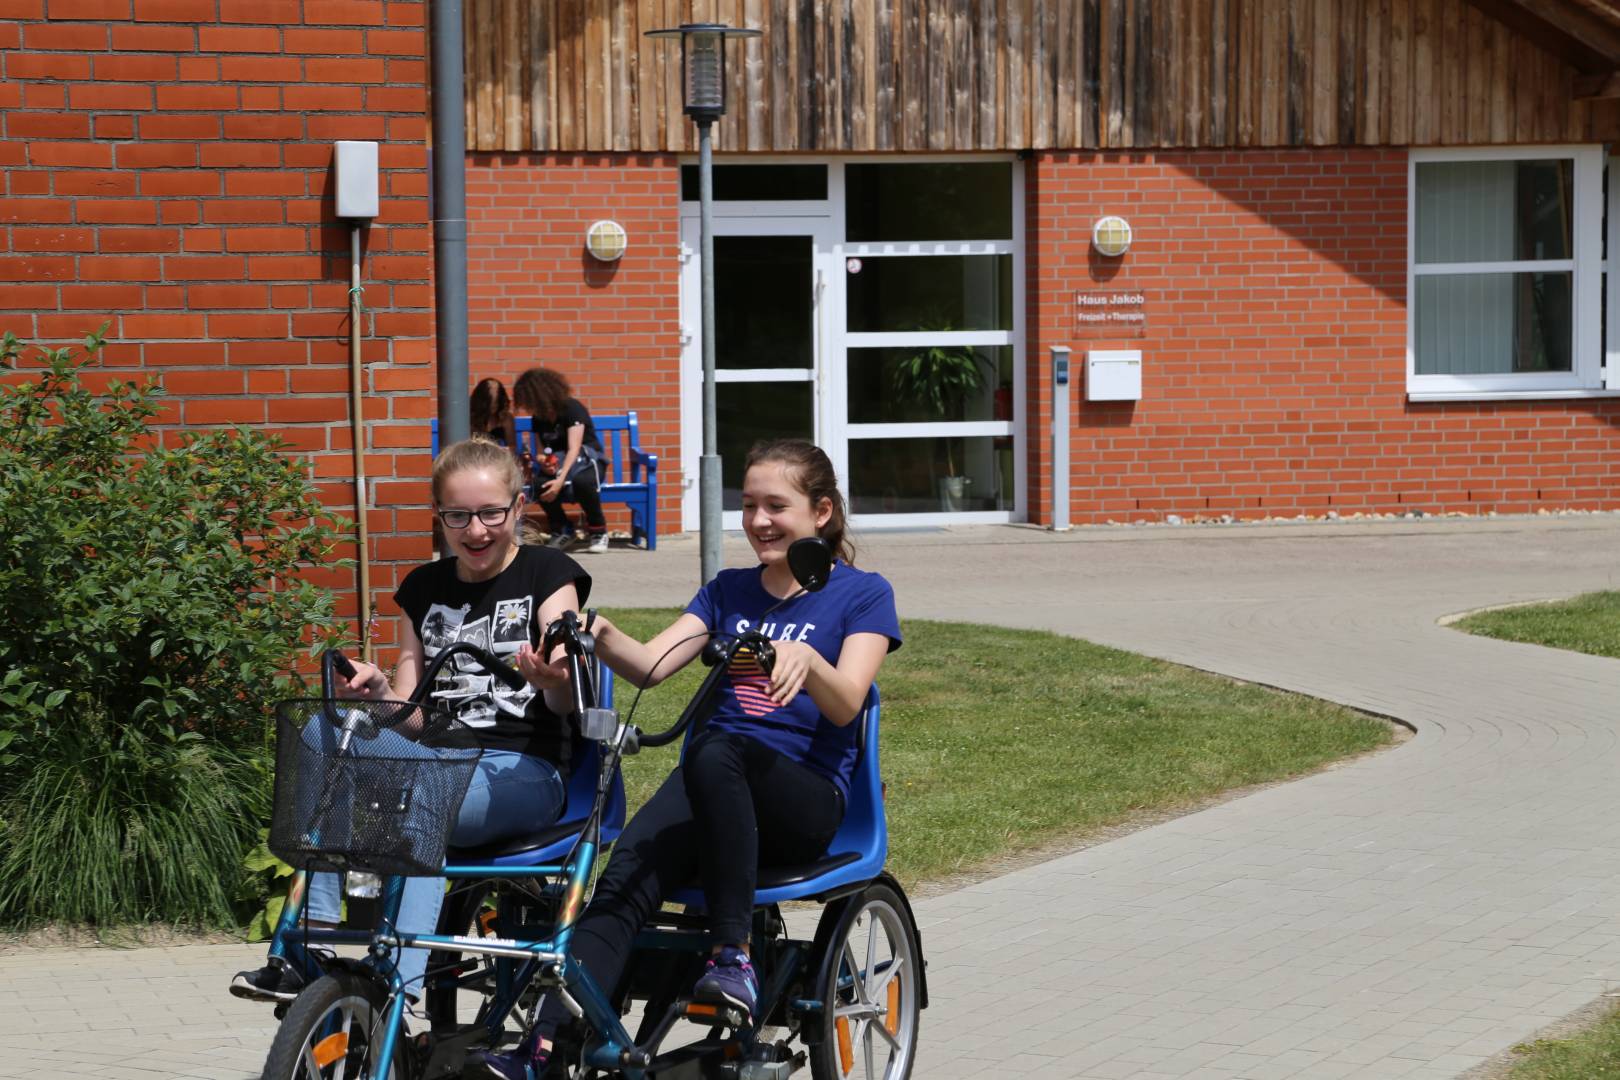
[645,22,760,122]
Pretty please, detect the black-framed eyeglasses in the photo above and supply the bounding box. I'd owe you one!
[437,497,517,530]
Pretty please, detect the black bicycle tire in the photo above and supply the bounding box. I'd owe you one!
[260,971,414,1080]
[805,883,922,1080]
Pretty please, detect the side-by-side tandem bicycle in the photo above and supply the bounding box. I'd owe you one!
[248,539,927,1080]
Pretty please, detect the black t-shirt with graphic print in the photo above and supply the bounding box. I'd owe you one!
[394,545,591,773]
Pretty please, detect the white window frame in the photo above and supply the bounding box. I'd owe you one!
[1407,145,1616,401]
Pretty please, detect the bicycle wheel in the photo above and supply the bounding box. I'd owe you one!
[260,971,414,1080]
[806,883,921,1080]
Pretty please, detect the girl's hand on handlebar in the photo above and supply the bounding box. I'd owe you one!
[513,642,568,691]
[339,661,392,701]
[765,640,817,706]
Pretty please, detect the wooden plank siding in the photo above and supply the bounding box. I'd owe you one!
[462,0,1619,151]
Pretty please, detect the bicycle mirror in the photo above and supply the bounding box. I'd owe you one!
[787,536,833,593]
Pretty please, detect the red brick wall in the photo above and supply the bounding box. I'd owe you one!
[0,0,433,651]
[459,148,1620,534]
[1029,149,1620,523]
[465,152,684,533]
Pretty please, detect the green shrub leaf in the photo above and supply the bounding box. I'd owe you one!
[0,330,350,931]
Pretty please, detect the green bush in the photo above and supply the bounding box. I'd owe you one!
[0,329,349,928]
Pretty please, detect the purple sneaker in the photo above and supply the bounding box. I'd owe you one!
[463,1041,547,1080]
[691,946,759,1021]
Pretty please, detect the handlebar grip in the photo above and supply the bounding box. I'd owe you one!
[636,722,684,749]
[544,610,582,651]
[752,639,776,677]
[321,648,357,704]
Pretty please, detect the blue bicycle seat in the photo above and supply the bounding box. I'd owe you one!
[669,687,885,908]
[444,670,627,868]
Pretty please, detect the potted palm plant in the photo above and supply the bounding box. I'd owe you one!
[887,337,988,511]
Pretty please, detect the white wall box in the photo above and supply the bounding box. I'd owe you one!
[334,141,380,219]
[1085,349,1142,401]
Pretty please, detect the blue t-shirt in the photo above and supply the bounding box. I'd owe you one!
[684,561,902,801]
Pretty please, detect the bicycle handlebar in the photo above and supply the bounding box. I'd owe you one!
[415,642,527,702]
[320,649,358,704]
[543,611,597,722]
[319,644,527,712]
[633,630,774,749]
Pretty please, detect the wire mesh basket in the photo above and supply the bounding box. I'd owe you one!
[269,699,482,877]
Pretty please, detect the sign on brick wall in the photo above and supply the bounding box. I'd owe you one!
[1075,289,1147,334]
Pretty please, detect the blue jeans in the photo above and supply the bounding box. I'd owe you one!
[303,739,566,995]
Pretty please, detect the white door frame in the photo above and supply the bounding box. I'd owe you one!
[678,211,838,532]
[676,157,1026,531]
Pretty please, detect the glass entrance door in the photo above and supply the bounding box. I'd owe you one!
[677,158,1024,531]
[679,215,835,529]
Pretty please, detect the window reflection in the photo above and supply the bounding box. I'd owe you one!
[846,255,1013,333]
[715,236,813,370]
[718,382,812,510]
[847,346,1012,423]
[848,436,1013,514]
[845,162,1014,241]
[680,164,828,201]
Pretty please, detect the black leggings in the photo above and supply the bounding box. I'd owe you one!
[538,459,606,534]
[537,730,843,1032]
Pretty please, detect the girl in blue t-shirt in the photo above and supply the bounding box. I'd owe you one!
[471,439,902,1080]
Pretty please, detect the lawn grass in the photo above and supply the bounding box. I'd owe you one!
[1505,1005,1620,1079]
[1451,592,1620,661]
[601,610,1392,888]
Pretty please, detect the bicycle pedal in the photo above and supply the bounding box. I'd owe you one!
[681,1000,746,1028]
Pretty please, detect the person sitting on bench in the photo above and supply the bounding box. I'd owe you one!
[512,367,609,554]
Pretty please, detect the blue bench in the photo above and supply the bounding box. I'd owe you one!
[430,412,659,550]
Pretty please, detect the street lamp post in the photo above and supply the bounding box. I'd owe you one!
[646,23,759,586]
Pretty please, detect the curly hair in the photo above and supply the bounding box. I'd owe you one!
[512,367,573,422]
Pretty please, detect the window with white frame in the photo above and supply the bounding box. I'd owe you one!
[1408,146,1610,398]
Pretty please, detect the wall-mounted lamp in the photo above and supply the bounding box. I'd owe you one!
[1092,215,1133,257]
[585,219,627,262]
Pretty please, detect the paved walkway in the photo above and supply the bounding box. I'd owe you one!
[5,515,1620,1079]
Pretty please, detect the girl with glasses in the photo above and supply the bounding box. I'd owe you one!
[231,436,591,1005]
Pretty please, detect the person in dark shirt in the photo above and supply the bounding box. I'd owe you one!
[470,376,519,453]
[512,367,610,554]
[470,440,901,1080]
[231,436,590,1005]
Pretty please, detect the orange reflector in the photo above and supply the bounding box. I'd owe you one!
[886,976,901,1035]
[312,1031,348,1069]
[836,1016,854,1074]
[479,909,498,935]
[685,1002,719,1018]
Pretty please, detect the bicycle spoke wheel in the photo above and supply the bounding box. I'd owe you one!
[807,884,920,1080]
[261,971,413,1080]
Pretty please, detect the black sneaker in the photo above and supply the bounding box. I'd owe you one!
[229,957,305,1002]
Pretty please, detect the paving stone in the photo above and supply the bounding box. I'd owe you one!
[7,518,1620,1079]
